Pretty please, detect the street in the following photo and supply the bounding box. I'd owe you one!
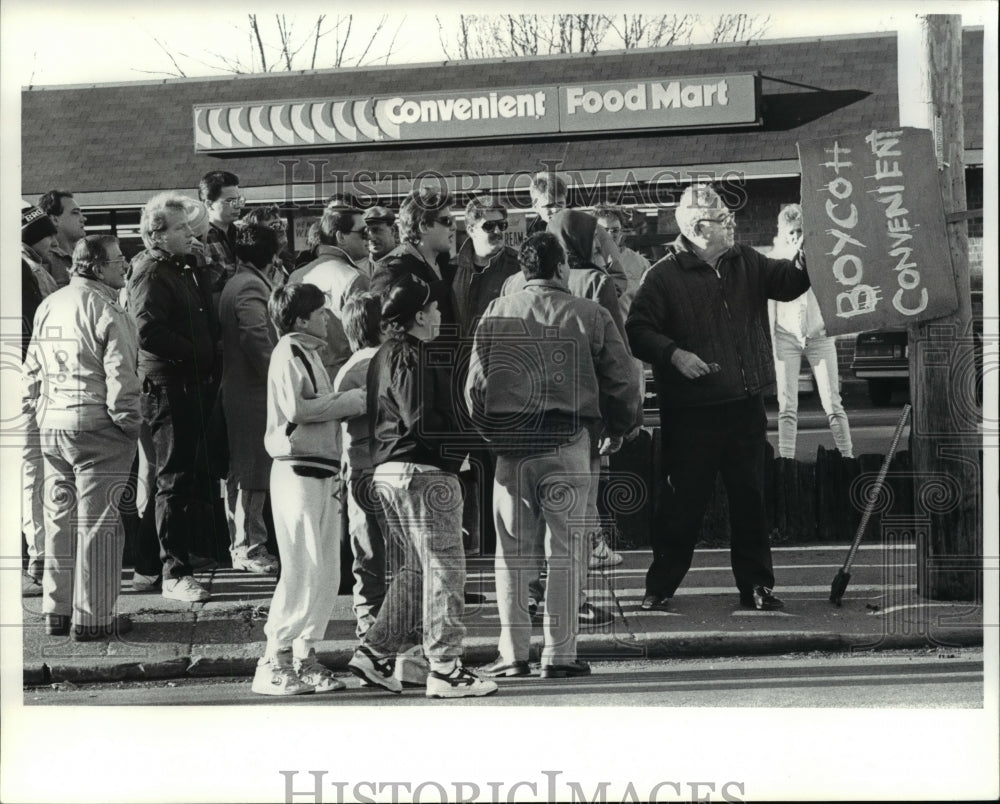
[26,649,983,708]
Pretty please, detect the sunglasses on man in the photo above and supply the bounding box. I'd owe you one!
[479,220,509,234]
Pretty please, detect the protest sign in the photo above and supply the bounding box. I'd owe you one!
[797,127,959,335]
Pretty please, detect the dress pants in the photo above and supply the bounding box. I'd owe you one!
[40,426,137,628]
[646,395,775,598]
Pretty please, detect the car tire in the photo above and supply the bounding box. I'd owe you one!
[867,379,893,407]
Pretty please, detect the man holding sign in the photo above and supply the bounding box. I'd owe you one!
[626,185,811,612]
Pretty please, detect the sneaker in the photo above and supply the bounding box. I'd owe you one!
[589,535,623,568]
[425,661,499,699]
[578,601,614,628]
[479,657,531,678]
[347,645,402,693]
[131,571,161,592]
[162,576,210,602]
[188,553,219,572]
[22,573,43,597]
[294,650,346,692]
[232,555,279,574]
[394,644,430,688]
[252,652,315,696]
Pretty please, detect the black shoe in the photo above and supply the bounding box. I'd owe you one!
[464,591,486,605]
[541,660,592,678]
[640,594,672,611]
[480,657,530,678]
[73,616,133,642]
[45,614,70,636]
[528,597,542,622]
[741,586,785,611]
[578,602,614,627]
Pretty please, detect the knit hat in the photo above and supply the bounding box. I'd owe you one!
[21,202,57,245]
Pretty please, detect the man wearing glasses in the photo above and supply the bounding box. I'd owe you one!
[371,187,459,335]
[626,184,811,613]
[526,171,568,236]
[287,205,371,382]
[200,170,244,297]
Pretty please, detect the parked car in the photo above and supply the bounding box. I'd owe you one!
[852,289,983,406]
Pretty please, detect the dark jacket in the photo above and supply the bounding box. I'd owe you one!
[452,241,521,339]
[626,235,810,409]
[127,247,218,385]
[372,243,458,337]
[465,279,639,453]
[366,332,464,474]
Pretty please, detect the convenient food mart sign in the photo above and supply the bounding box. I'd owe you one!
[193,73,759,152]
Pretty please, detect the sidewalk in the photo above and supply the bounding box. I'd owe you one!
[21,545,983,685]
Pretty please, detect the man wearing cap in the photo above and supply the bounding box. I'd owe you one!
[371,187,459,335]
[38,190,87,288]
[287,205,371,382]
[23,234,139,640]
[465,232,639,679]
[363,206,398,267]
[526,172,568,236]
[19,203,60,597]
[347,273,497,699]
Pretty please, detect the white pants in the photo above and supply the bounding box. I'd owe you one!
[263,462,342,658]
[774,327,854,459]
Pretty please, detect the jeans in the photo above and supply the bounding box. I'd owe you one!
[225,478,269,563]
[40,426,137,627]
[647,395,775,598]
[140,380,216,581]
[493,429,591,665]
[347,471,389,639]
[364,464,465,670]
[773,327,854,459]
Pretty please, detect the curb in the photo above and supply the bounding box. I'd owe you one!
[25,629,983,686]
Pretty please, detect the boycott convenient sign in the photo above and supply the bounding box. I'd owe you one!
[797,128,958,336]
[193,74,758,152]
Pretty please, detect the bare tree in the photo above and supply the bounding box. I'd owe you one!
[140,13,403,78]
[436,13,771,59]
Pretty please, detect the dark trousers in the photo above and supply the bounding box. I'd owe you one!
[646,394,775,598]
[140,380,216,581]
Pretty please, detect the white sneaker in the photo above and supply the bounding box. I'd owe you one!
[589,535,623,568]
[294,650,346,692]
[162,576,210,602]
[233,555,279,574]
[252,652,315,696]
[131,571,160,592]
[393,644,430,688]
[347,645,402,693]
[425,661,498,699]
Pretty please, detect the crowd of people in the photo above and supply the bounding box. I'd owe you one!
[19,170,853,699]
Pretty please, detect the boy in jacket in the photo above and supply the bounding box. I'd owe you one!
[252,282,365,696]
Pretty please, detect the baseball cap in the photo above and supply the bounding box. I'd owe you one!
[381,272,447,325]
[363,205,396,225]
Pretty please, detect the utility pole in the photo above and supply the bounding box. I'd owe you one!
[897,15,980,600]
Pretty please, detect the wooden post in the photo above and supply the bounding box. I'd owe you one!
[898,16,981,600]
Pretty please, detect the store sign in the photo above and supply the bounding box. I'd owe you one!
[797,127,958,335]
[193,73,758,152]
[559,74,758,131]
